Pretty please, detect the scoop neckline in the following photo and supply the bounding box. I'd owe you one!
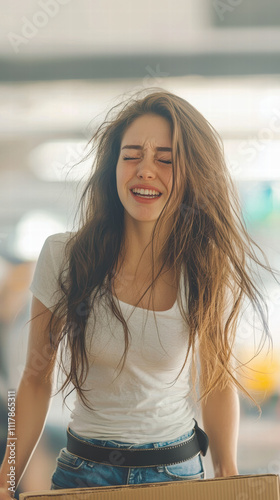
[115,296,178,314]
[112,267,183,314]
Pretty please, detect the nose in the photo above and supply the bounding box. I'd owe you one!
[136,156,156,180]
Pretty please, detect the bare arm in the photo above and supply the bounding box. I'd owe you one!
[0,297,61,497]
[199,343,240,477]
[200,383,240,477]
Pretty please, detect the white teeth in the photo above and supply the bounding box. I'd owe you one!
[131,188,161,196]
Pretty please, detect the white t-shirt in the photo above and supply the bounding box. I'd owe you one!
[30,232,197,443]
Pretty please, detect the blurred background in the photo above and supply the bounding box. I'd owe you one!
[0,0,280,496]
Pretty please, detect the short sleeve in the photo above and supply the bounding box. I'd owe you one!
[29,232,71,311]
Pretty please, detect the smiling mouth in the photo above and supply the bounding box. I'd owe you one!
[130,190,162,199]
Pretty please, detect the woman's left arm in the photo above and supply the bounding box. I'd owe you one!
[200,380,240,478]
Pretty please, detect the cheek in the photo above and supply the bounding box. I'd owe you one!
[116,162,122,188]
[116,163,129,196]
[165,170,173,191]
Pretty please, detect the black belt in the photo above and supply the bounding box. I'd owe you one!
[66,420,209,468]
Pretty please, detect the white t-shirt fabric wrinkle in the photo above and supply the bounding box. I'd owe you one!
[29,232,196,444]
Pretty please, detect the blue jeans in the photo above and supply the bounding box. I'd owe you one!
[50,426,206,490]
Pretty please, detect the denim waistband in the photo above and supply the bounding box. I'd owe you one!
[67,419,196,450]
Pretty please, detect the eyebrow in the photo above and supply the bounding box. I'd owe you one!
[121,145,172,152]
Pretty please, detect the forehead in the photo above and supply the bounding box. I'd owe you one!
[121,114,172,149]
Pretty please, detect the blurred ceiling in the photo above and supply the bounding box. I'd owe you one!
[1,0,280,80]
[2,76,280,138]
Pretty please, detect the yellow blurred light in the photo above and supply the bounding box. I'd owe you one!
[237,348,280,396]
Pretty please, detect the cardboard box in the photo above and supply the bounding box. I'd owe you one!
[19,474,280,500]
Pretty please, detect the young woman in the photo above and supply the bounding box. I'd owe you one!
[0,89,277,496]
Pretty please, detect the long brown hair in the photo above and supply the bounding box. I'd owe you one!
[43,88,278,412]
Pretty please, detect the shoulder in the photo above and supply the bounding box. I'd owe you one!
[43,231,74,256]
[30,232,75,307]
[38,231,74,271]
[44,231,73,247]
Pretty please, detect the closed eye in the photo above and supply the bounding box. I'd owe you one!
[123,157,172,164]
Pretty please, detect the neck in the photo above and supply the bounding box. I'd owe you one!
[117,216,173,279]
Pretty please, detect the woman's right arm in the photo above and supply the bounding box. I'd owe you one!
[0,296,60,498]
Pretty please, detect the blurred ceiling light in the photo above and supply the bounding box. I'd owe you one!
[28,140,94,181]
[224,140,280,180]
[12,211,65,261]
[1,78,280,139]
[173,84,280,134]
[258,94,280,119]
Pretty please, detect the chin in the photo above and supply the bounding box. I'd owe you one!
[125,211,159,224]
